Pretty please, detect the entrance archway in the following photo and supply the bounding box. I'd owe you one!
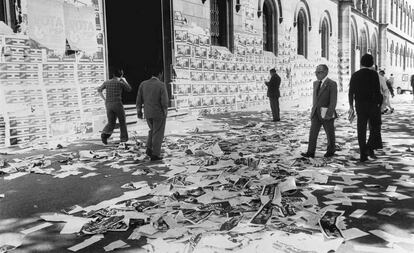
[103,0,173,105]
[351,25,356,74]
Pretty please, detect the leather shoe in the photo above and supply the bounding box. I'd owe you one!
[150,155,163,161]
[367,149,377,159]
[145,148,152,157]
[324,152,335,158]
[301,152,315,158]
[101,133,109,145]
[360,155,368,162]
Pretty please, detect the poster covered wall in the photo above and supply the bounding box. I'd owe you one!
[27,0,66,54]
[64,2,98,55]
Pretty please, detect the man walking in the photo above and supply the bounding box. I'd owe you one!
[264,68,281,122]
[348,54,383,162]
[301,64,337,158]
[98,68,131,145]
[136,66,169,161]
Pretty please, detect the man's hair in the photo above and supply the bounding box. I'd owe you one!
[111,67,123,78]
[318,64,329,72]
[360,54,374,67]
[269,68,276,74]
[379,70,385,75]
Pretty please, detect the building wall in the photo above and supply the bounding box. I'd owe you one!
[0,0,106,147]
[171,0,339,113]
[385,0,414,92]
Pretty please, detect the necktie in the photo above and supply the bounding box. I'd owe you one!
[317,80,323,94]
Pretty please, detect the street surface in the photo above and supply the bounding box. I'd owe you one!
[0,93,413,253]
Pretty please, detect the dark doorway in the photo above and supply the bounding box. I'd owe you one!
[104,0,165,104]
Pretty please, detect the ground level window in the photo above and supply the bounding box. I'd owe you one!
[210,0,233,51]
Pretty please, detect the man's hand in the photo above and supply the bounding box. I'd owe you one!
[137,111,143,119]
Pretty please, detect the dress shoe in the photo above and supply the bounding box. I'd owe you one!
[324,152,335,158]
[150,155,163,161]
[301,152,315,158]
[360,155,368,162]
[367,149,377,159]
[101,133,109,145]
[146,148,153,157]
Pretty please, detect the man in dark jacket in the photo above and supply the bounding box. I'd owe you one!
[136,65,169,161]
[348,54,383,162]
[265,68,281,121]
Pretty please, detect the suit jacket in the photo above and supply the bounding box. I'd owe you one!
[311,77,338,120]
[265,73,281,98]
[349,68,383,106]
[136,77,169,119]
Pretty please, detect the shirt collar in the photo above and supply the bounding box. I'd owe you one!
[320,76,328,84]
[151,76,160,81]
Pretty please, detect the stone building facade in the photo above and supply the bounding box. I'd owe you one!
[0,0,413,147]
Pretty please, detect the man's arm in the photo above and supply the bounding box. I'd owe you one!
[275,74,281,88]
[326,81,337,119]
[373,74,383,106]
[136,84,143,119]
[160,84,169,117]
[120,77,132,92]
[348,76,355,109]
[97,83,106,101]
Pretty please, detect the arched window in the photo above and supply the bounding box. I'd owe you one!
[396,1,399,27]
[390,42,394,66]
[401,4,404,30]
[371,34,377,63]
[321,18,329,59]
[401,47,404,67]
[210,0,234,51]
[297,9,308,57]
[395,44,399,66]
[262,0,278,54]
[403,46,406,70]
[360,30,368,59]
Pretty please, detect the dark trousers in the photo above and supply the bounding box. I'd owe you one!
[307,114,336,154]
[269,97,280,120]
[146,117,166,157]
[356,103,382,155]
[102,102,128,142]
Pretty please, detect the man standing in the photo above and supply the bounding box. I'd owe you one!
[301,64,337,158]
[136,66,169,161]
[264,68,281,122]
[348,54,383,162]
[379,70,393,114]
[98,68,131,145]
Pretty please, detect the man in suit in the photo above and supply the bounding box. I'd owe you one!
[136,65,169,161]
[348,54,383,162]
[264,68,281,121]
[301,64,337,158]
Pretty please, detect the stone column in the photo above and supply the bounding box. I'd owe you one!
[338,0,354,91]
[378,0,389,69]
